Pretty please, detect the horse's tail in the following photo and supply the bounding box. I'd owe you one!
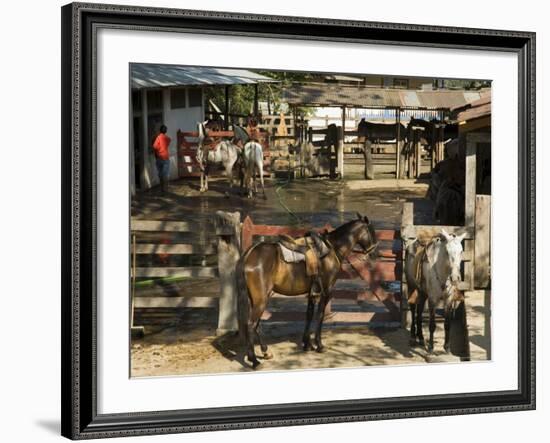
[253,142,263,176]
[235,252,250,342]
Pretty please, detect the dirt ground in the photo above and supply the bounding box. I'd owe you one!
[131,289,490,377]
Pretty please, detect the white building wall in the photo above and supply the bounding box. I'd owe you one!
[136,87,204,189]
[164,89,202,181]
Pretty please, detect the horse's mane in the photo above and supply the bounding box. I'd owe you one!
[325,218,365,240]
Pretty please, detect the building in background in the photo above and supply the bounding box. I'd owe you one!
[130,64,276,193]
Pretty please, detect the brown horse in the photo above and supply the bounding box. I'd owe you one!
[236,214,377,369]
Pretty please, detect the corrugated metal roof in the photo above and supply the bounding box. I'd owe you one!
[131,64,278,89]
[283,83,487,109]
[452,91,492,121]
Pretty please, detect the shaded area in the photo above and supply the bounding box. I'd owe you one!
[132,177,436,230]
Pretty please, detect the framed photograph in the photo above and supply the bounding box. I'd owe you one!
[61,2,535,439]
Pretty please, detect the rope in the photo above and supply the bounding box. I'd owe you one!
[275,179,304,225]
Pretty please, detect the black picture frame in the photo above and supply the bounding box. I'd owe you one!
[61,2,536,439]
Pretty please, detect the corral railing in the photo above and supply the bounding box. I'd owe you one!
[131,213,406,335]
[130,219,219,337]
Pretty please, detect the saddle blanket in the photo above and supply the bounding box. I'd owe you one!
[279,243,306,263]
[278,243,319,276]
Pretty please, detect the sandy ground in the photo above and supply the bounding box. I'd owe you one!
[131,290,490,377]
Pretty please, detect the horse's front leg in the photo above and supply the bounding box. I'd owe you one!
[199,172,205,192]
[224,164,234,197]
[443,311,451,353]
[409,300,417,346]
[428,300,436,353]
[314,282,330,353]
[416,294,426,347]
[302,293,316,351]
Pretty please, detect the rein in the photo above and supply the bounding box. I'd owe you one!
[320,236,342,269]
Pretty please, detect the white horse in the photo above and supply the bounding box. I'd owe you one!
[243,140,266,199]
[404,229,466,352]
[195,123,241,194]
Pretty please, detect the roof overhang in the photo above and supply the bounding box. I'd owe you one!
[283,83,490,110]
[131,64,279,89]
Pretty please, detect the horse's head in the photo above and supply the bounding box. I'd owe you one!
[441,228,466,283]
[353,212,378,259]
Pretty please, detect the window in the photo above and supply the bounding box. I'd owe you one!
[188,88,202,107]
[146,90,163,112]
[170,88,187,109]
[393,78,409,89]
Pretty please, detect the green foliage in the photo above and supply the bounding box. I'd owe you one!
[443,79,492,90]
[203,71,318,120]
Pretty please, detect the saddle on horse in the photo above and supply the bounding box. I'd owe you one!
[277,231,331,277]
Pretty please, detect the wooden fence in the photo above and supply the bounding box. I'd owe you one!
[131,213,406,334]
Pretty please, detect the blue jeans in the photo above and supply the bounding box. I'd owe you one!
[156,158,170,179]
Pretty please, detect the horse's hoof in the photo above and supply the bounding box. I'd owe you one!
[315,345,326,353]
[262,351,273,360]
[409,338,417,347]
[303,343,314,352]
[427,344,434,353]
[251,360,262,370]
[418,339,425,347]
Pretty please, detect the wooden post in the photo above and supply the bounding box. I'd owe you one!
[253,84,259,117]
[215,211,242,335]
[140,89,148,189]
[462,134,477,290]
[408,128,415,179]
[224,85,230,129]
[474,195,491,288]
[465,136,477,228]
[414,129,421,178]
[364,139,374,179]
[338,122,345,179]
[430,123,439,173]
[437,124,445,163]
[400,202,414,328]
[130,233,144,338]
[395,108,401,179]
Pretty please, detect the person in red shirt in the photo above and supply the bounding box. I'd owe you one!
[152,125,171,193]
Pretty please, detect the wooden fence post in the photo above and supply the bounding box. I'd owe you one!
[130,233,144,338]
[414,129,422,178]
[363,139,374,180]
[337,126,344,179]
[400,202,414,328]
[463,135,477,290]
[215,211,242,335]
[474,195,491,288]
